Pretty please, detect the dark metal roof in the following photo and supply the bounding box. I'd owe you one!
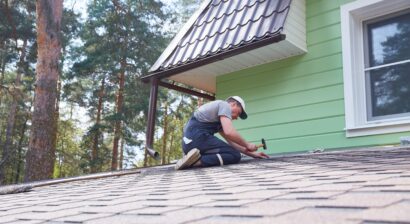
[144,0,291,80]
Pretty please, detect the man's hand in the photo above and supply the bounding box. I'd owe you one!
[246,143,258,152]
[249,151,269,159]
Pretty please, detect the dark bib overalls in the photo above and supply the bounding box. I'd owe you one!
[182,116,241,167]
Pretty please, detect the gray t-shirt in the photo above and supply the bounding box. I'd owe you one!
[194,100,232,122]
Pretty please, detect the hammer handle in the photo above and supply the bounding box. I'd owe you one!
[256,143,264,148]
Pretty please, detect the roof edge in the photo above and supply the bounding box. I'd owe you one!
[142,33,286,83]
[149,0,212,72]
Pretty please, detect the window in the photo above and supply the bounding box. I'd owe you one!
[341,0,410,137]
[364,11,410,121]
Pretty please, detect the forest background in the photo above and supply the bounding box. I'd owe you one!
[0,0,203,185]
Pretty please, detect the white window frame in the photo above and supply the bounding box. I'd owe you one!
[341,0,410,137]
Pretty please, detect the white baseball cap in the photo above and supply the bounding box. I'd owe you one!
[226,96,248,120]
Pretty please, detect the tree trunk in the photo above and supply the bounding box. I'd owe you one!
[112,60,126,171]
[119,137,124,170]
[53,77,61,160]
[0,41,6,107]
[0,54,5,150]
[0,39,27,185]
[91,78,105,173]
[14,96,33,184]
[14,115,28,184]
[58,124,65,178]
[161,101,168,165]
[24,0,63,182]
[168,129,174,164]
[198,97,203,107]
[143,144,148,167]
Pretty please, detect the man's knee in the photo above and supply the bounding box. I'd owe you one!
[231,150,241,164]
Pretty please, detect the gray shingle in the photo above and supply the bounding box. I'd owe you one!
[1,146,410,223]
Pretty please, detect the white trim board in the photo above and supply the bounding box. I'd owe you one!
[340,0,410,137]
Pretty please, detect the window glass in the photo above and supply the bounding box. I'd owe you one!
[367,12,410,67]
[367,63,410,118]
[365,11,410,120]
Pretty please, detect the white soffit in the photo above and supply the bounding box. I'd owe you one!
[169,0,306,94]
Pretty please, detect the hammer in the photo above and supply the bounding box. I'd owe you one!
[256,138,267,150]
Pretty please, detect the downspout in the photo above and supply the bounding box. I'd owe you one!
[145,77,160,160]
[145,78,216,161]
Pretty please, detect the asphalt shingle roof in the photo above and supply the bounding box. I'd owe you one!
[1,146,410,223]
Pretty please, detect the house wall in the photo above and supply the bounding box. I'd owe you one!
[216,0,410,154]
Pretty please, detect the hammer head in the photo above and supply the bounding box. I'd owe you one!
[261,138,267,150]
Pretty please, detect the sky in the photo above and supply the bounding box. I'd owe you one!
[64,0,88,20]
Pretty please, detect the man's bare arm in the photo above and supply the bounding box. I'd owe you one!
[219,131,247,153]
[220,132,269,159]
[220,116,257,151]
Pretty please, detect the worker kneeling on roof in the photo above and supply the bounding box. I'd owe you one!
[175,96,269,170]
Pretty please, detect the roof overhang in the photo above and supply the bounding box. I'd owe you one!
[143,0,306,94]
[143,33,286,90]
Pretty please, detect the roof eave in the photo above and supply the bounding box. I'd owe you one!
[141,33,286,83]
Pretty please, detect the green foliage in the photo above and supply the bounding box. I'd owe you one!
[78,124,112,173]
[1,0,203,184]
[54,119,84,178]
[0,0,36,185]
[66,0,173,171]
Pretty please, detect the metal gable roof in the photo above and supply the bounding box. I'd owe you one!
[145,0,291,81]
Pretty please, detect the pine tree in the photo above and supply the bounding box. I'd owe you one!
[24,0,63,182]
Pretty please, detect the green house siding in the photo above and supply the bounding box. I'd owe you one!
[216,0,409,154]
